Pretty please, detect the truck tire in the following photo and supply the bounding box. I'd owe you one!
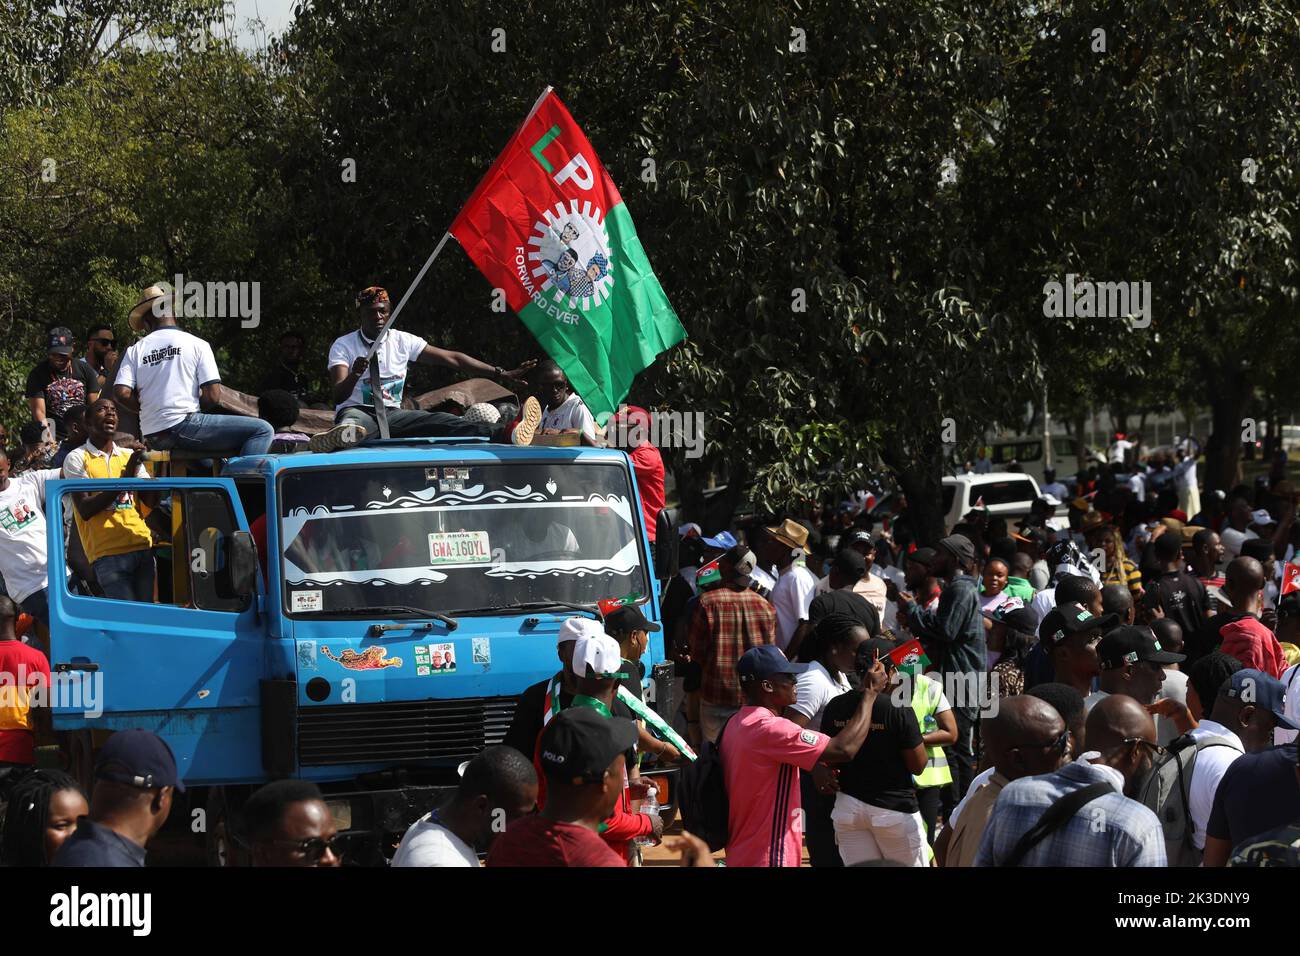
[205,785,253,867]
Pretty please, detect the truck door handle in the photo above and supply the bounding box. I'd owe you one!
[54,662,100,672]
[369,621,436,636]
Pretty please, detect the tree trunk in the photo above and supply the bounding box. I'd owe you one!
[1204,373,1250,492]
[881,434,946,545]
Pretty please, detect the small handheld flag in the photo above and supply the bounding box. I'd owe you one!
[888,640,930,676]
[1283,563,1300,596]
[696,557,722,588]
[597,593,643,617]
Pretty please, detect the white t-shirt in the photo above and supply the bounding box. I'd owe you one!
[115,327,221,436]
[771,564,818,650]
[1155,669,1189,746]
[391,815,480,867]
[1277,663,1300,746]
[1109,439,1134,464]
[1127,472,1146,502]
[540,392,599,443]
[1220,527,1258,562]
[0,469,59,601]
[790,661,852,732]
[1084,689,1108,713]
[327,329,428,412]
[1029,587,1057,631]
[949,765,996,828]
[1186,719,1244,850]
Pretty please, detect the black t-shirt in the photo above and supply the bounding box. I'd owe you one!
[821,690,922,813]
[808,588,881,637]
[1208,743,1300,846]
[1143,570,1207,641]
[24,359,98,438]
[501,674,635,759]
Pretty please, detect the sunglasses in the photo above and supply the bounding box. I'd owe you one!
[269,835,343,863]
[91,337,116,345]
[1011,727,1070,755]
[1109,737,1165,760]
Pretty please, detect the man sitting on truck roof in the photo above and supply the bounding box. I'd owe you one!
[312,286,542,452]
[114,284,275,459]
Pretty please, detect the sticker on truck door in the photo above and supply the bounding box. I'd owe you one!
[428,531,491,565]
[414,643,456,675]
[291,589,323,612]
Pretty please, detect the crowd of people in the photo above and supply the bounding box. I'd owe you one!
[1,283,1298,868]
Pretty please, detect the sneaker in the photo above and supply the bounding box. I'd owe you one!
[511,396,542,446]
[309,422,368,453]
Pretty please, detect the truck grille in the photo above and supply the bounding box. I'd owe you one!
[298,696,517,766]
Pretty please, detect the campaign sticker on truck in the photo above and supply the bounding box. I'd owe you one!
[428,531,491,565]
[413,642,456,675]
[291,589,323,613]
[472,637,491,665]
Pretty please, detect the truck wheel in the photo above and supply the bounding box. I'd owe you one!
[205,786,251,867]
[63,730,95,796]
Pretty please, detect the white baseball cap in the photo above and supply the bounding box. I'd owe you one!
[572,633,628,679]
[1251,509,1276,527]
[557,616,606,646]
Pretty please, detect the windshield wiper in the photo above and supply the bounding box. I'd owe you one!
[296,605,459,630]
[448,599,601,619]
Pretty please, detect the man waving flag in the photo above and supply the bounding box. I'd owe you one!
[450,88,685,423]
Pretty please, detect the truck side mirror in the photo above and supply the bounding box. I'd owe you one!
[653,509,677,581]
[230,531,258,597]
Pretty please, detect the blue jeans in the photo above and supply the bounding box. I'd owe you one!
[337,406,495,440]
[148,412,274,458]
[94,549,156,602]
[18,588,49,626]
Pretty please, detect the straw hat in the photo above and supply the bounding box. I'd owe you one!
[128,284,172,331]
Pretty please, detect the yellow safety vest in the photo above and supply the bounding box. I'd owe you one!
[910,674,952,789]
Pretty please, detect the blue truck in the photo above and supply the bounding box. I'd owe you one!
[46,437,675,864]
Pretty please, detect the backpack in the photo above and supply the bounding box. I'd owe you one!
[1136,732,1239,867]
[678,717,733,852]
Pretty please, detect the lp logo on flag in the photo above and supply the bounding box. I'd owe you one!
[450,87,685,423]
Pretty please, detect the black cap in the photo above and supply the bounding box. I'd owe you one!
[603,605,661,635]
[939,534,975,565]
[844,529,874,551]
[998,607,1040,636]
[94,729,185,792]
[1038,603,1119,647]
[831,548,867,579]
[1097,625,1186,670]
[907,547,936,568]
[737,645,810,683]
[537,708,638,782]
[46,326,75,355]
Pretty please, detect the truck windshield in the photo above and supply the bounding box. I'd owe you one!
[278,461,649,615]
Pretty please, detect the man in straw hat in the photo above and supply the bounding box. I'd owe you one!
[756,518,819,652]
[114,284,274,457]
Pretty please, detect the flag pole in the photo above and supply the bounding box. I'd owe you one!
[363,228,454,438]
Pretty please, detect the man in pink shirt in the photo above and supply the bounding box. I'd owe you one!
[720,645,886,866]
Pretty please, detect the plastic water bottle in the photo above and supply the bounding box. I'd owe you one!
[634,786,660,847]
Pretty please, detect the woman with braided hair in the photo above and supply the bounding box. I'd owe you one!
[788,613,870,866]
[1,769,87,866]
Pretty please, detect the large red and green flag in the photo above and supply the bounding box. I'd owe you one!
[450,88,686,423]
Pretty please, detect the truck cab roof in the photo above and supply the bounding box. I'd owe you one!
[220,437,634,479]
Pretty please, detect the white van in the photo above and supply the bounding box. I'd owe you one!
[942,473,1056,533]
